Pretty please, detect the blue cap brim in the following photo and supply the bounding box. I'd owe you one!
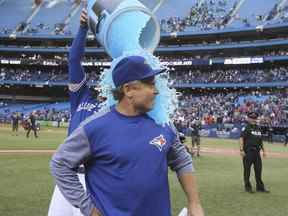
[141,68,167,80]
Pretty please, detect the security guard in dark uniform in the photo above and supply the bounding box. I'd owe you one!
[240,112,269,193]
[186,120,201,157]
[191,120,201,157]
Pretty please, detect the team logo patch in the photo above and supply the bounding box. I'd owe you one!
[149,134,167,152]
[76,102,97,112]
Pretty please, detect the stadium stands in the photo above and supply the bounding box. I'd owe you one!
[170,66,288,85]
[275,1,288,24]
[26,0,80,35]
[175,90,288,129]
[0,0,34,35]
[1,64,288,86]
[65,4,82,35]
[229,0,278,28]
[0,0,287,140]
[1,0,288,36]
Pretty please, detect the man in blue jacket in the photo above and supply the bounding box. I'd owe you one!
[50,54,204,216]
[48,8,101,216]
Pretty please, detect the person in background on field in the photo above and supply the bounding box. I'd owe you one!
[240,112,270,193]
[26,112,38,138]
[11,112,20,136]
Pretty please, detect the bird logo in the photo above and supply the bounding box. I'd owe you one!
[149,134,167,152]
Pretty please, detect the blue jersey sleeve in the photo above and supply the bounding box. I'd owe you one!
[167,123,194,175]
[68,26,90,116]
[50,126,95,216]
[68,26,88,84]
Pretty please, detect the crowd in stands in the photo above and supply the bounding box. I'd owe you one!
[160,0,238,32]
[0,27,13,35]
[277,5,288,24]
[1,89,287,132]
[159,0,288,33]
[0,0,81,36]
[258,50,288,57]
[0,67,101,84]
[0,67,68,82]
[24,21,73,36]
[170,66,288,84]
[174,90,288,131]
[1,64,288,85]
[0,101,8,109]
[3,0,288,36]
[265,3,288,25]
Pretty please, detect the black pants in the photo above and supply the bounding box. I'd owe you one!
[12,124,18,132]
[192,136,200,147]
[26,126,38,138]
[243,150,265,190]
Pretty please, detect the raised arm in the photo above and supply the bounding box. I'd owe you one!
[68,9,90,116]
[68,9,88,84]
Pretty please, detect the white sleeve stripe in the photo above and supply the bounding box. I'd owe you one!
[68,74,87,92]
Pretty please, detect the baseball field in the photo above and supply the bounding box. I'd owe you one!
[0,125,287,216]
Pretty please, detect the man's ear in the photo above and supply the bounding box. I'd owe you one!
[123,83,134,99]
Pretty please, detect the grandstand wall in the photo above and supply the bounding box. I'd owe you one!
[0,0,287,142]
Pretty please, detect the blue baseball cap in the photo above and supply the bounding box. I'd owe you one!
[112,56,166,88]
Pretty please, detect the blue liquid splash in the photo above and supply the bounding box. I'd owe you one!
[98,0,178,125]
[99,50,178,126]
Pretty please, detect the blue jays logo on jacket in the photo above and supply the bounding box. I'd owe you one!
[149,134,167,152]
[76,102,97,112]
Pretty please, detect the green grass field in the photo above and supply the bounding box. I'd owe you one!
[0,125,287,216]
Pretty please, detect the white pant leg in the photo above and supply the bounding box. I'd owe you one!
[48,174,86,216]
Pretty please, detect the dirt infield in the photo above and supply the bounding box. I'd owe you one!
[0,147,288,158]
[0,149,55,156]
[201,147,288,158]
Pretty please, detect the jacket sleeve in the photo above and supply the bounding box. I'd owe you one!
[167,124,194,175]
[68,26,89,116]
[50,126,94,216]
[68,26,88,85]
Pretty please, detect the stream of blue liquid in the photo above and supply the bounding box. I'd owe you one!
[98,0,177,125]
